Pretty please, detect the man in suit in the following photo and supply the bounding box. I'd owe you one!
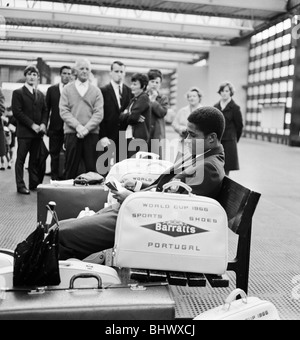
[98,61,132,176]
[58,106,226,260]
[12,65,48,195]
[46,66,72,180]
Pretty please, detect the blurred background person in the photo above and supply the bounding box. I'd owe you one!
[12,65,48,195]
[46,65,72,180]
[147,69,169,159]
[98,61,132,176]
[0,88,6,170]
[214,81,244,176]
[119,73,151,159]
[172,87,203,157]
[60,58,104,180]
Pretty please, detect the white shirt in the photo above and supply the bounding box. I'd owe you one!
[59,82,65,94]
[75,79,89,97]
[24,83,35,95]
[111,80,123,109]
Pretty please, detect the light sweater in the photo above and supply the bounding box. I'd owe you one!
[59,82,104,134]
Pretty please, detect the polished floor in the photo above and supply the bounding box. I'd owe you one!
[1,127,300,320]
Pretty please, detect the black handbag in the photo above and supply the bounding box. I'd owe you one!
[13,224,61,287]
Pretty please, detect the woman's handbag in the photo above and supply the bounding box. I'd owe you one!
[13,224,60,287]
[193,289,281,320]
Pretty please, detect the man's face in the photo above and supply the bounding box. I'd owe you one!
[76,61,91,83]
[186,121,209,155]
[61,68,72,85]
[111,64,125,84]
[25,72,38,87]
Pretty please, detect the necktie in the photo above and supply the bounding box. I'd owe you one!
[119,85,123,107]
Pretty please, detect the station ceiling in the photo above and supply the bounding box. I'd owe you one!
[0,0,300,73]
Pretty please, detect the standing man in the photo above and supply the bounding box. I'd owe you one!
[147,69,169,159]
[98,61,132,176]
[46,66,72,180]
[60,58,104,180]
[12,65,48,195]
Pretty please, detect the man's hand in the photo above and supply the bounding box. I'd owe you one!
[40,124,47,135]
[31,123,41,134]
[111,189,133,204]
[138,115,145,123]
[100,137,111,148]
[76,124,89,139]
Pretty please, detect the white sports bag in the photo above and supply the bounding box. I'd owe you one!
[113,182,228,275]
[107,152,173,187]
[194,289,281,320]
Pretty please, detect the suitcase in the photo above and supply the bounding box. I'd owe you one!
[113,181,228,275]
[0,283,175,320]
[37,184,108,223]
[0,260,121,290]
[193,289,281,320]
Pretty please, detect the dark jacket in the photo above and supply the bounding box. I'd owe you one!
[99,83,132,142]
[12,86,48,139]
[120,92,151,143]
[0,88,5,133]
[46,84,64,135]
[215,99,244,142]
[149,94,169,140]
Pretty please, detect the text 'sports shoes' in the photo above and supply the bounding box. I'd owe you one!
[17,188,30,195]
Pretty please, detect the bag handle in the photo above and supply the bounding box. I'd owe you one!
[162,181,193,195]
[136,152,160,160]
[69,273,103,289]
[223,289,248,310]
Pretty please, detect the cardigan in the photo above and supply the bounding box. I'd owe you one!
[59,82,104,135]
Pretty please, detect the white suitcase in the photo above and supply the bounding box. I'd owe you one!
[194,289,281,320]
[0,261,121,289]
[113,181,228,275]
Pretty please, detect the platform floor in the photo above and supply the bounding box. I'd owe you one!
[1,128,300,320]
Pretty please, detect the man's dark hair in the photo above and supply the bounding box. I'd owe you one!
[131,73,149,90]
[111,61,125,71]
[188,106,225,141]
[60,66,72,74]
[148,69,163,81]
[24,65,39,77]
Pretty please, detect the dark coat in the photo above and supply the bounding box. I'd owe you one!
[46,84,64,135]
[99,83,132,143]
[120,92,151,143]
[0,88,5,133]
[150,94,169,140]
[12,86,48,139]
[214,99,244,172]
[214,99,244,142]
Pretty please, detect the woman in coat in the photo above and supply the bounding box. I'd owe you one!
[119,73,151,159]
[0,88,7,170]
[214,82,244,176]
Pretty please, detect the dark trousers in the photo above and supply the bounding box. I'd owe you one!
[59,205,119,260]
[49,131,64,180]
[64,133,99,180]
[15,137,43,190]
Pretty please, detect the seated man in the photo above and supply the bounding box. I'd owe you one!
[58,107,226,260]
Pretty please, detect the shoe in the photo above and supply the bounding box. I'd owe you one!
[0,167,5,171]
[29,187,38,192]
[17,187,30,195]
